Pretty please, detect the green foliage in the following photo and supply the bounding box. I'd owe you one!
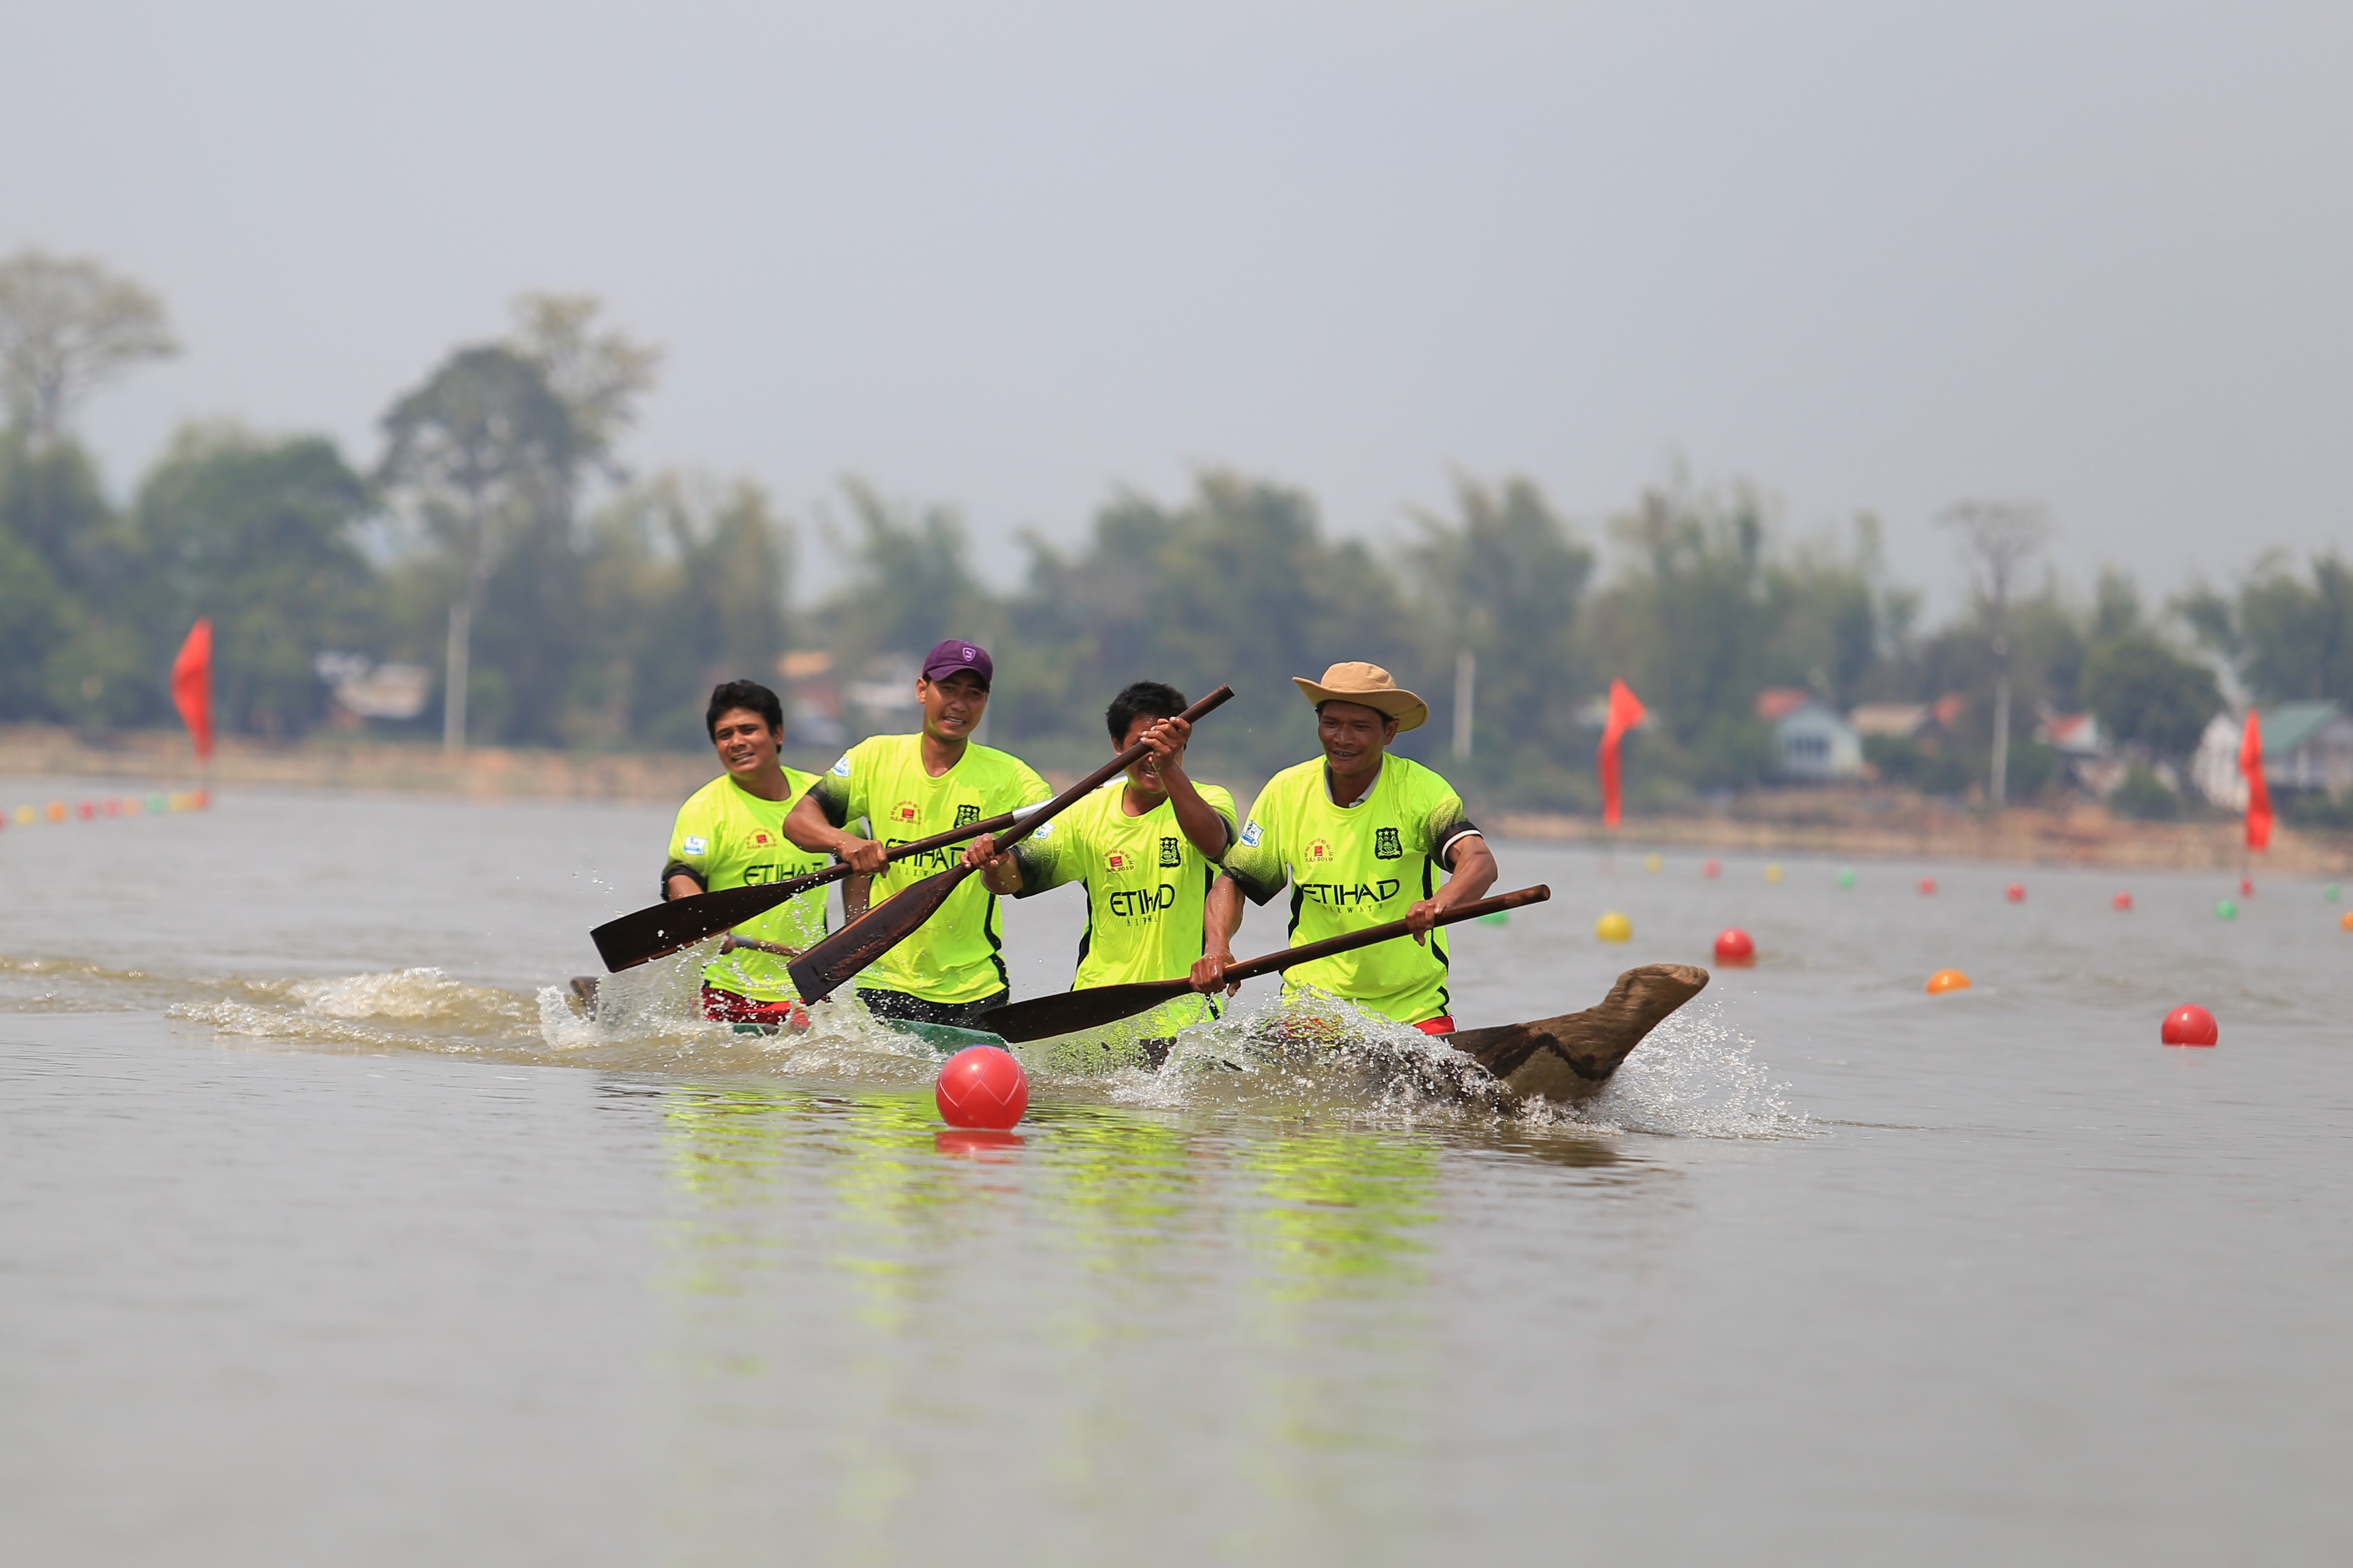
[2281,789,2353,831]
[134,425,377,735]
[2081,629,2222,760]
[2182,552,2353,704]
[2004,738,2062,798]
[2109,766,2181,821]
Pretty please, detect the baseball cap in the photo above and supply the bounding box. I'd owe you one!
[920,639,992,688]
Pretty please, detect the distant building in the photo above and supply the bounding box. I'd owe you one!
[1849,693,1966,746]
[2035,710,2102,757]
[1768,700,1863,782]
[2191,701,2353,805]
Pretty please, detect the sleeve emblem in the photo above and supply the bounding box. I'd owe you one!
[1239,819,1263,848]
[829,755,853,777]
[682,835,708,856]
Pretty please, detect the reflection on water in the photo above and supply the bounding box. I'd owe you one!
[647,1080,1462,1561]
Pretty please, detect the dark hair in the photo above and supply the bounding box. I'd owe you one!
[706,679,784,740]
[1106,680,1187,744]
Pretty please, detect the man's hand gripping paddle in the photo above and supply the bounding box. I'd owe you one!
[589,809,1029,973]
[785,685,1236,1004]
[974,884,1550,1043]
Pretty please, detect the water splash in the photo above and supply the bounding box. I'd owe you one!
[1573,997,1810,1139]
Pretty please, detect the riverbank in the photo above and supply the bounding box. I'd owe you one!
[6,723,2345,875]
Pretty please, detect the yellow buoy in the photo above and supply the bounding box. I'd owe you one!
[1643,852,1662,873]
[1925,968,1971,995]
[1764,862,1784,883]
[1596,911,1632,943]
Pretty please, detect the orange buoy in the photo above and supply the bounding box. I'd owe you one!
[2340,911,2352,931]
[1925,968,1971,995]
[1713,928,1755,964]
[1917,876,1937,896]
[2112,891,2133,911]
[2004,882,2025,903]
[2160,1004,2217,1047]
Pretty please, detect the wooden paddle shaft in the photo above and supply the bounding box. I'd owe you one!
[999,684,1233,851]
[1218,884,1549,985]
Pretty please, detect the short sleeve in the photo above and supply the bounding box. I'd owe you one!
[1198,783,1240,862]
[1415,769,1481,864]
[1221,782,1289,906]
[664,795,714,894]
[808,739,872,828]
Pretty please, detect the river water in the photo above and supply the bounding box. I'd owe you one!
[1,780,2346,1565]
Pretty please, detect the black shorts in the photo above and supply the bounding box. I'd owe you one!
[855,987,1010,1032]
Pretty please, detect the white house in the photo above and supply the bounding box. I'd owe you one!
[2191,701,2353,805]
[1771,701,1863,782]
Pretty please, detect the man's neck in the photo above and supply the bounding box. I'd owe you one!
[1326,754,1383,807]
[1121,780,1168,817]
[919,729,969,778]
[726,762,791,802]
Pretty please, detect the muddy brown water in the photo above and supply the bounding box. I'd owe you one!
[2,780,2348,1564]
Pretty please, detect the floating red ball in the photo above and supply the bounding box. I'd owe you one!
[1703,858,1721,879]
[2112,891,2133,912]
[2004,882,2026,903]
[1712,927,1755,964]
[1918,876,1937,896]
[2238,876,2255,897]
[2160,1004,2218,1047]
[936,1045,1029,1129]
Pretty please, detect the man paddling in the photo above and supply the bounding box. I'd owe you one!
[1006,681,1238,1063]
[663,680,841,1030]
[784,639,1052,1030]
[1192,661,1497,1033]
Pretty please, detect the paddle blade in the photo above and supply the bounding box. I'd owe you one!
[974,979,1193,1043]
[593,880,801,971]
[788,864,974,1003]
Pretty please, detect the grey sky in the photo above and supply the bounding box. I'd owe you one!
[8,1,2348,612]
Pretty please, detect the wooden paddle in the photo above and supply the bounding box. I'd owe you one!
[786,684,1236,1003]
[973,883,1550,1043]
[590,807,1027,972]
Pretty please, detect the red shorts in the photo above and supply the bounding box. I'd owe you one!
[1413,1016,1456,1036]
[701,985,810,1031]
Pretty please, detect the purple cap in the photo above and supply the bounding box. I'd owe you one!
[920,639,992,688]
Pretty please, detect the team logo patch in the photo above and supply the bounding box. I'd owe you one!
[1306,838,1334,864]
[1159,835,1181,867]
[892,799,920,825]
[954,803,981,828]
[682,835,707,856]
[751,830,773,847]
[1105,850,1131,872]
[1239,819,1262,848]
[1374,827,1402,860]
[829,755,852,777]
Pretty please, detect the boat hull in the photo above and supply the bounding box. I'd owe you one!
[1450,963,1710,1104]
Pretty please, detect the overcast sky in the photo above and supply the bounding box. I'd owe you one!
[7,0,2347,611]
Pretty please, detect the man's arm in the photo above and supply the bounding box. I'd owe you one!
[1404,833,1497,940]
[665,872,704,902]
[1143,717,1231,862]
[1189,873,1246,997]
[785,788,885,874]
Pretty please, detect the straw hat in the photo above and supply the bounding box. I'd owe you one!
[1291,661,1429,732]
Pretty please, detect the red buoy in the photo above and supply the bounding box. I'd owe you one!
[2112,891,2133,912]
[936,1045,1029,1129]
[1918,876,1937,896]
[2004,882,2026,903]
[1712,928,1755,965]
[2160,1004,2218,1047]
[2238,875,2255,897]
[1703,858,1721,879]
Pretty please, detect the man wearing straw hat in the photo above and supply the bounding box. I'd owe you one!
[1192,661,1497,1035]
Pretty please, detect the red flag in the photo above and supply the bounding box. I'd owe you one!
[2238,710,2271,852]
[171,619,214,763]
[1597,678,1646,830]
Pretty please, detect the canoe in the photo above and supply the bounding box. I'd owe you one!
[562,962,1711,1106]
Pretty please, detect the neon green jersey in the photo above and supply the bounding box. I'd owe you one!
[665,769,837,1003]
[808,733,1053,1004]
[1221,754,1482,1025]
[1014,778,1238,1032]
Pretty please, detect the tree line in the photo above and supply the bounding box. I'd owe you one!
[3,249,2349,817]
